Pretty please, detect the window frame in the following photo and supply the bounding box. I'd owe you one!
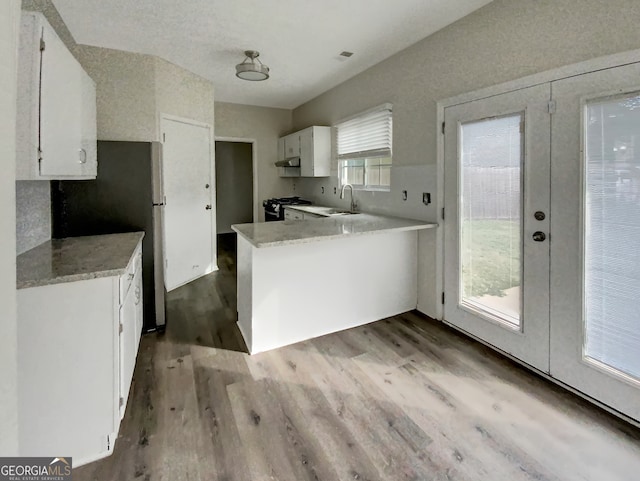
[335,103,393,191]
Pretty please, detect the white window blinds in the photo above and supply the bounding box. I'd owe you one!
[337,104,392,160]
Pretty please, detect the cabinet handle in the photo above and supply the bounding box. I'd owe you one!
[78,148,87,164]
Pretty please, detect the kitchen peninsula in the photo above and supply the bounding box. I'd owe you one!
[232,213,436,354]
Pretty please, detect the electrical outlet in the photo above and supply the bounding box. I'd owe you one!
[334,187,337,195]
[402,190,408,201]
[423,192,431,205]
[321,186,325,194]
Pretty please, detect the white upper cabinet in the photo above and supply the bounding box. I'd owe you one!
[299,126,330,177]
[278,126,330,177]
[16,12,97,180]
[283,133,300,159]
[277,137,285,162]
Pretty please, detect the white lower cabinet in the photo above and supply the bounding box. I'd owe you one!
[17,243,142,467]
[284,208,304,221]
[284,207,323,220]
[119,248,143,419]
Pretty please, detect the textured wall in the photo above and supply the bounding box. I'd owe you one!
[23,1,216,143]
[21,0,76,52]
[1,0,21,457]
[291,0,640,316]
[214,102,292,222]
[75,45,158,141]
[294,0,640,165]
[16,181,51,255]
[155,57,215,132]
[16,1,218,261]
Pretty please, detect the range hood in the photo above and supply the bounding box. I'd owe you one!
[275,157,300,167]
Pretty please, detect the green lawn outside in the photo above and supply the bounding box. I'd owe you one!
[461,219,521,298]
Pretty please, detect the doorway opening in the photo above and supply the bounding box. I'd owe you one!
[215,140,255,259]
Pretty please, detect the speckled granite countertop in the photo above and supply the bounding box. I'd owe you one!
[17,232,144,289]
[232,214,436,248]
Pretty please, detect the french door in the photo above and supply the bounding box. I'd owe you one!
[444,84,551,372]
[550,63,640,421]
[444,63,640,421]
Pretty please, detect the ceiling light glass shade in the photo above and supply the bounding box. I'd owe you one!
[235,50,270,81]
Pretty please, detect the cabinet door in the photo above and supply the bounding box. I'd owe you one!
[284,208,304,221]
[119,284,137,419]
[300,127,331,177]
[80,69,97,177]
[39,21,83,177]
[284,134,300,158]
[277,137,285,161]
[17,276,117,463]
[15,13,40,180]
[133,258,143,351]
[299,128,314,177]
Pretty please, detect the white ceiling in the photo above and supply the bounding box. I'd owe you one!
[52,0,493,109]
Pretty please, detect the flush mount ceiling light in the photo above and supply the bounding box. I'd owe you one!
[235,50,270,81]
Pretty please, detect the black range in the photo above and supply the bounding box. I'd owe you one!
[263,197,312,221]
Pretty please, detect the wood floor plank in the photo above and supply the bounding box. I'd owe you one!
[392,314,640,481]
[149,348,216,481]
[262,348,385,481]
[304,341,453,480]
[191,363,252,481]
[352,351,563,481]
[227,377,344,481]
[72,237,640,481]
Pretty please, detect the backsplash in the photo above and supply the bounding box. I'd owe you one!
[16,181,51,255]
[293,164,438,222]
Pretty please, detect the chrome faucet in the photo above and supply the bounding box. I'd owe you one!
[340,183,358,213]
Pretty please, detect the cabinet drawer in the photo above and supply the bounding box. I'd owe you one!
[284,208,304,221]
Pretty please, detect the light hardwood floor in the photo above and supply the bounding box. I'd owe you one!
[74,233,640,481]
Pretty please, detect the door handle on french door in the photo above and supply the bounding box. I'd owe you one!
[532,231,546,242]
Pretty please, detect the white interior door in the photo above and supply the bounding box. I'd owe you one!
[444,84,551,372]
[162,116,215,291]
[550,62,640,421]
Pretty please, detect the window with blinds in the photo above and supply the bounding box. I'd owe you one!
[336,104,392,190]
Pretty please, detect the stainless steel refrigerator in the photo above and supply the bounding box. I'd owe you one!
[52,141,166,332]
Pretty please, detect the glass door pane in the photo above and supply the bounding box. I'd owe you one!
[460,114,523,327]
[584,92,640,381]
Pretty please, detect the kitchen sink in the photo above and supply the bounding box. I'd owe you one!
[325,209,357,216]
[301,206,357,216]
